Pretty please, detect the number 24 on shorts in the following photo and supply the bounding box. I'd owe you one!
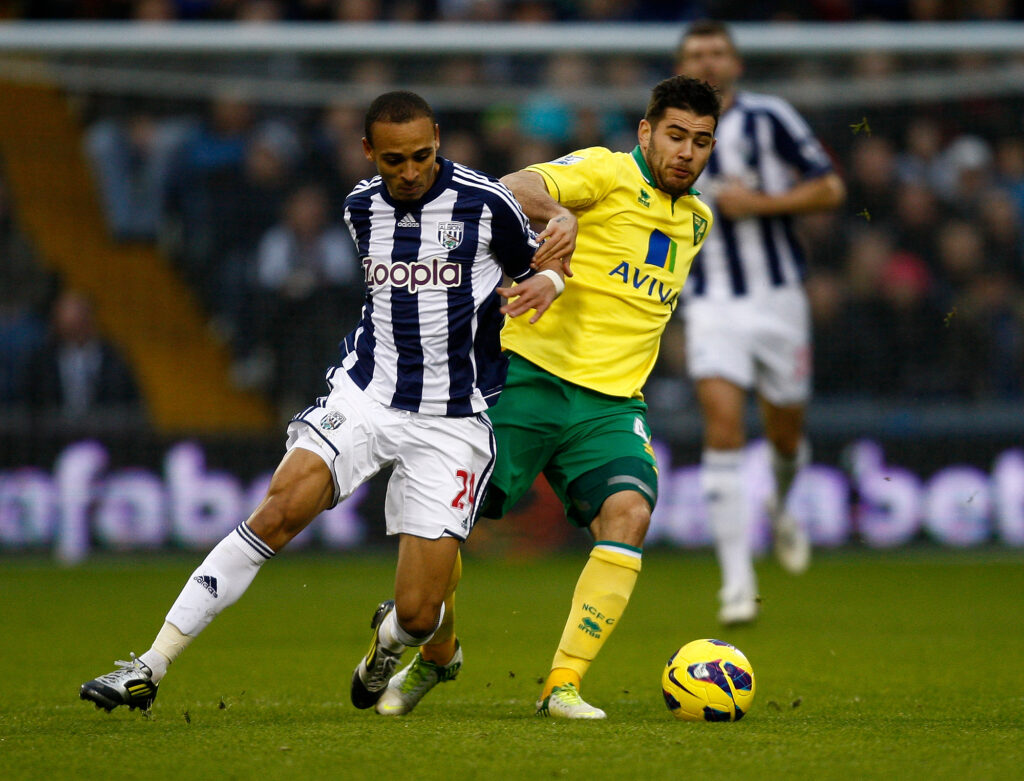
[451,470,476,510]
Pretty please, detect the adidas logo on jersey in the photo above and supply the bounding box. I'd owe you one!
[397,213,420,228]
[194,574,218,598]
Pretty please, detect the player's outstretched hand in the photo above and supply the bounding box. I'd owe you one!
[498,272,562,324]
[530,212,577,278]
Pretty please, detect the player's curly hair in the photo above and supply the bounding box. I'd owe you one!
[364,91,436,144]
[645,75,721,129]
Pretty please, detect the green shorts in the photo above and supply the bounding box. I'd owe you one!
[482,353,659,527]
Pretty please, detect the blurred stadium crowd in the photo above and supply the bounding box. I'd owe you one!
[1,2,1023,427]
[10,0,1019,23]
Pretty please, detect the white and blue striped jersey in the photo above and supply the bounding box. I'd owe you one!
[685,91,835,301]
[339,156,538,417]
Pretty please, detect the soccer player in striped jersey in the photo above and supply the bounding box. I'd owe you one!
[79,91,563,716]
[485,75,720,719]
[676,21,846,625]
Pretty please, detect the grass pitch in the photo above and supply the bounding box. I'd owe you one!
[2,547,1022,780]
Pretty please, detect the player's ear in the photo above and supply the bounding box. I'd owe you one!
[362,136,374,162]
[433,123,440,151]
[638,118,652,151]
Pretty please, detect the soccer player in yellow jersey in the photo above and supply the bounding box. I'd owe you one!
[484,75,721,719]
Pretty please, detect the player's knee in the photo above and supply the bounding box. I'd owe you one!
[623,500,651,540]
[394,597,443,639]
[247,488,318,550]
[593,492,650,546]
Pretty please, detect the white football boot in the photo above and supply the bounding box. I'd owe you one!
[536,683,607,720]
[769,500,811,575]
[717,590,759,626]
[375,641,463,716]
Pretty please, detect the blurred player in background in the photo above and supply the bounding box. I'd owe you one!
[483,75,720,719]
[675,21,846,625]
[79,91,564,716]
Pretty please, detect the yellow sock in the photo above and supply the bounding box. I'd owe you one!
[544,667,581,695]
[541,542,641,698]
[422,550,461,666]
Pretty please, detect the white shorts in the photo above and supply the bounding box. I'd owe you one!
[286,368,496,540]
[683,288,811,406]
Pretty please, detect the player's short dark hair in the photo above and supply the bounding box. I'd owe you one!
[645,75,721,128]
[677,19,738,58]
[364,91,435,144]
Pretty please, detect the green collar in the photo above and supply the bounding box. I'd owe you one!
[630,146,700,196]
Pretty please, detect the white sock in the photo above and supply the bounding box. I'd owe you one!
[770,440,810,509]
[162,522,274,643]
[138,623,191,683]
[702,449,756,601]
[377,603,445,653]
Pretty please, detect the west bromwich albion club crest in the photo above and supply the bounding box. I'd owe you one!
[320,411,346,430]
[438,221,464,250]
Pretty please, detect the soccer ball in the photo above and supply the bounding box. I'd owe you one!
[662,638,755,722]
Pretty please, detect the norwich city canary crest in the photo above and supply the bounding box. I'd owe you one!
[692,214,708,245]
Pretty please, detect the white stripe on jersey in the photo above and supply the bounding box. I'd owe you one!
[686,91,834,301]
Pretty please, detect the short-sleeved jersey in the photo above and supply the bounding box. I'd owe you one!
[341,156,537,416]
[500,146,713,399]
[685,91,834,301]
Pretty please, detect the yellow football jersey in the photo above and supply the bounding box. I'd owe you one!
[502,146,713,398]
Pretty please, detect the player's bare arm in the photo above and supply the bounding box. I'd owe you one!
[500,170,577,277]
[716,171,846,220]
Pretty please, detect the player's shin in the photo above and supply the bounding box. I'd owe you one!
[702,449,756,604]
[770,439,810,504]
[767,439,812,574]
[421,550,461,666]
[144,522,274,682]
[543,543,641,697]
